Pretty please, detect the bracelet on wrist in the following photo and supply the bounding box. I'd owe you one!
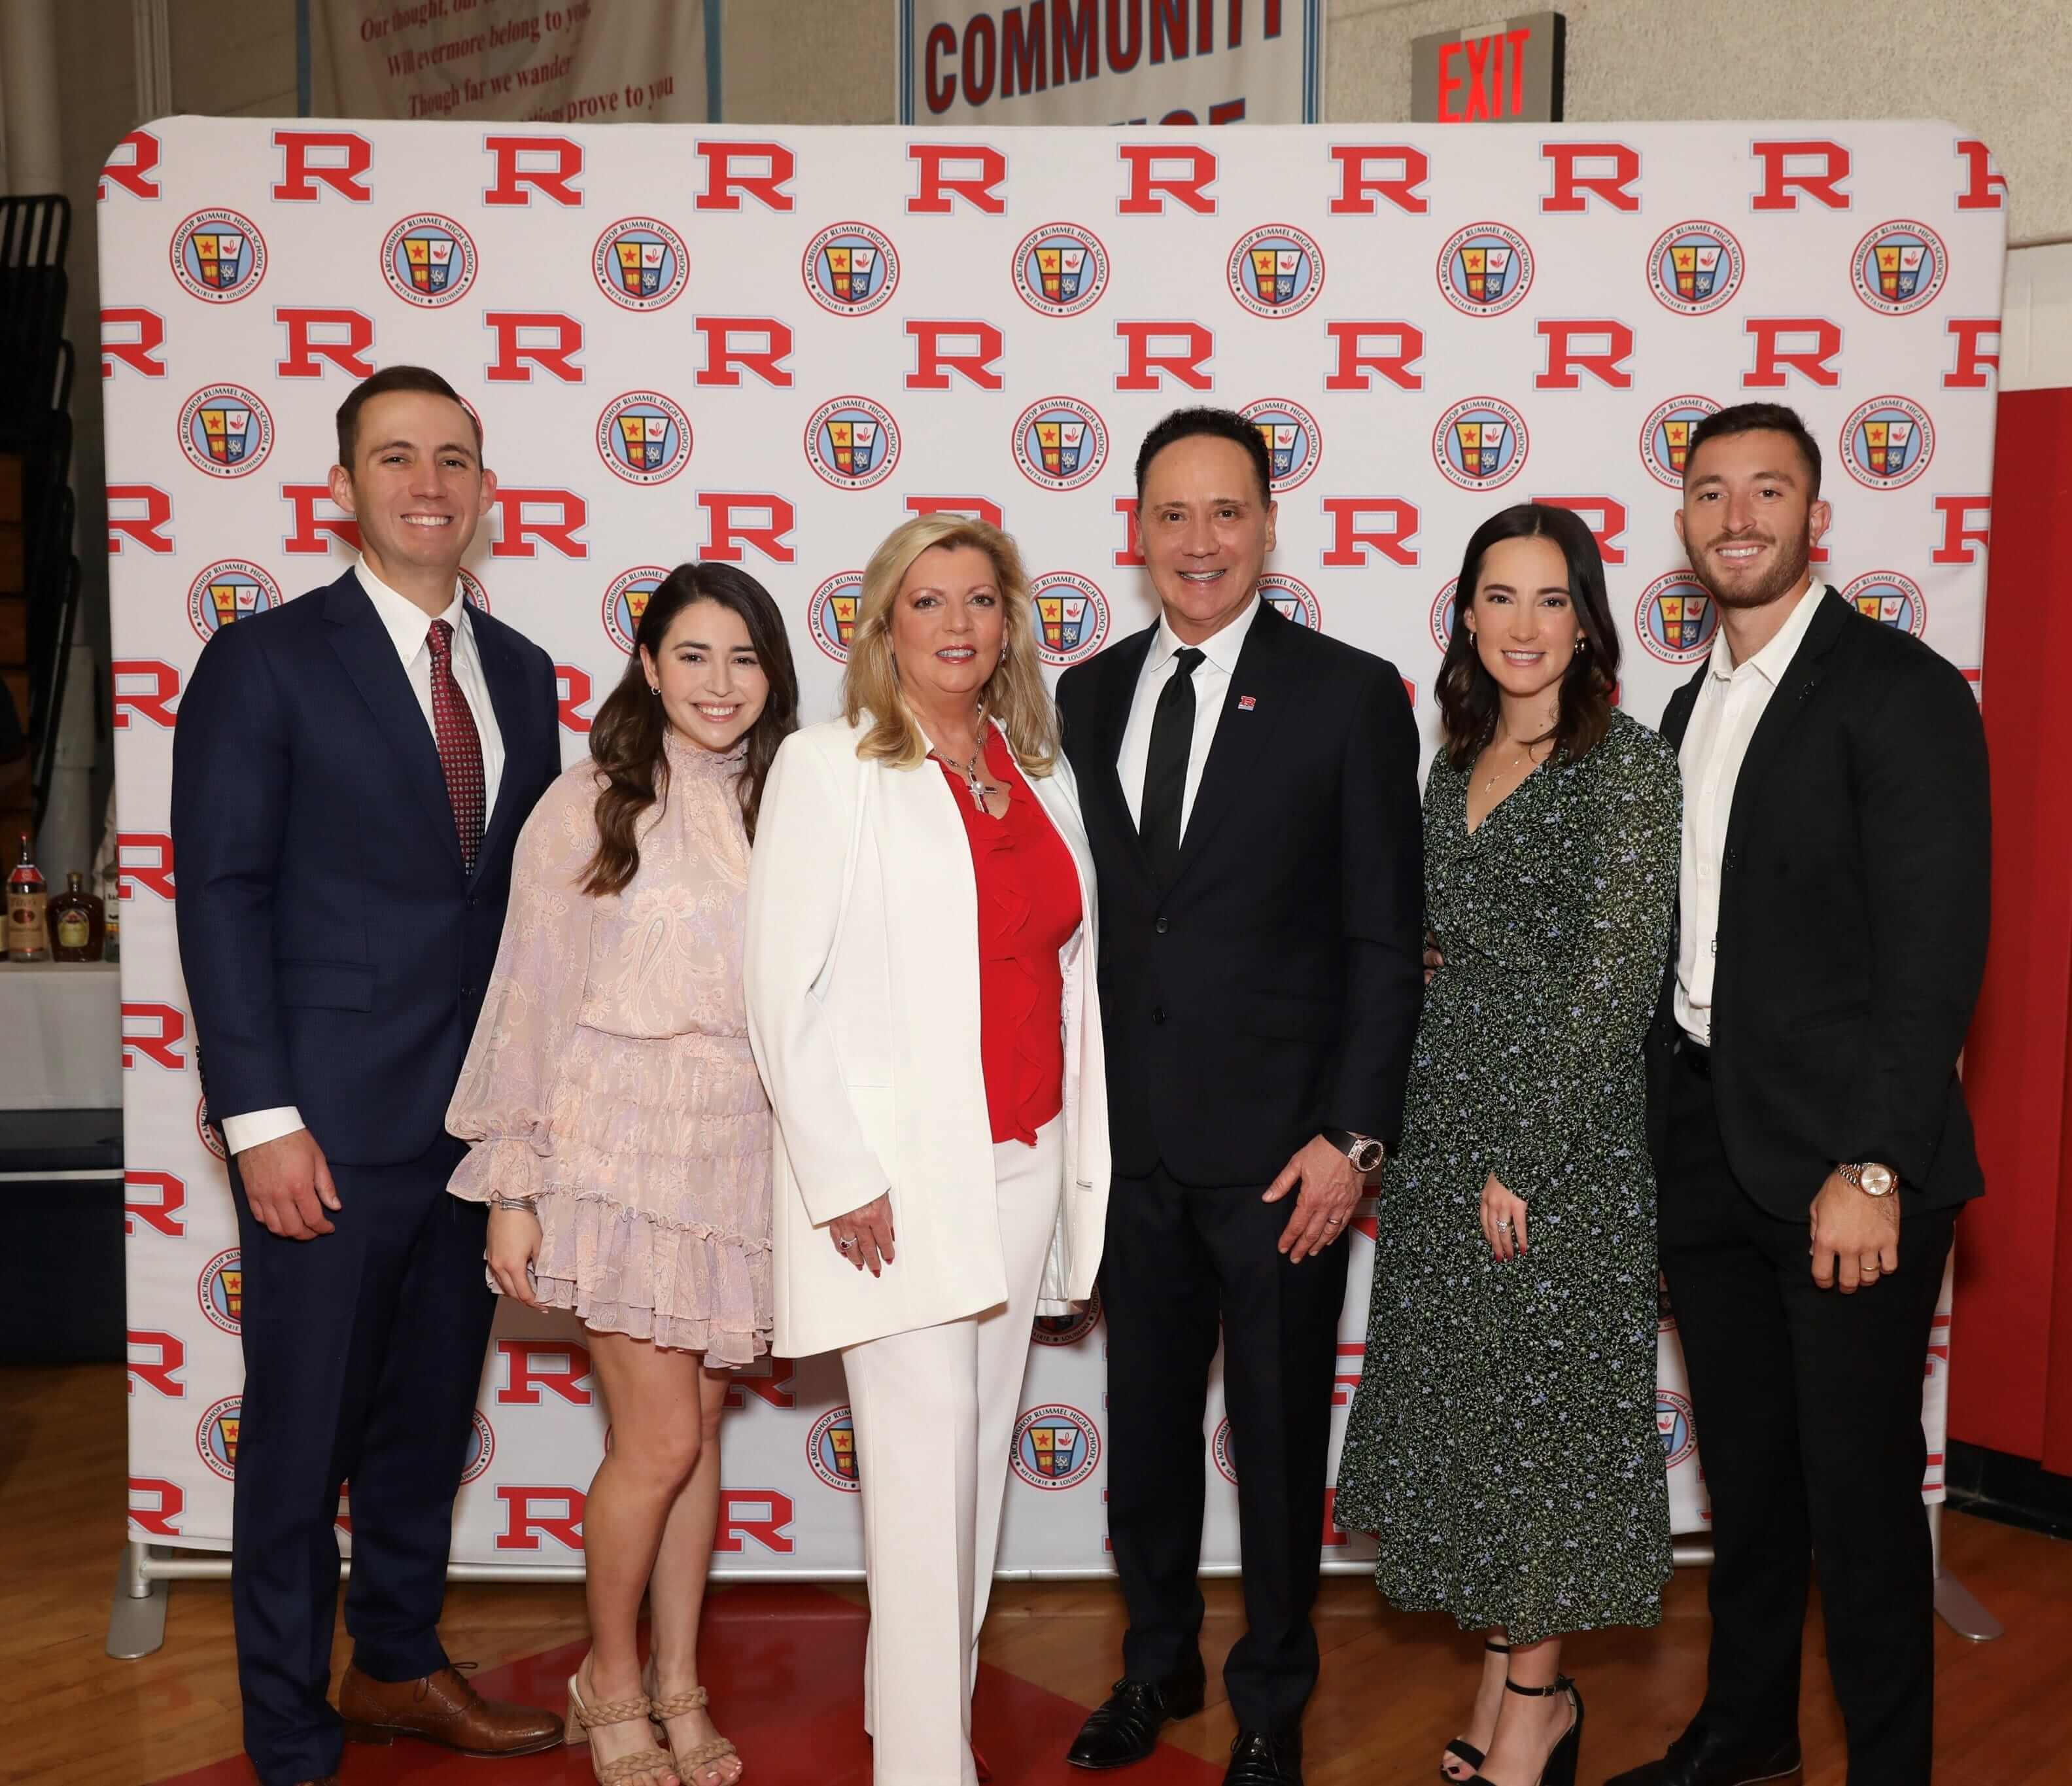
[490,1193,538,1213]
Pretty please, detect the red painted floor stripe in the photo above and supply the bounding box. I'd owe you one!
[152,1585,1222,1785]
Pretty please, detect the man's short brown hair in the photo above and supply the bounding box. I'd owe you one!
[334,365,481,469]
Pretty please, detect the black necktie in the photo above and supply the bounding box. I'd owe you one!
[1139,647,1205,878]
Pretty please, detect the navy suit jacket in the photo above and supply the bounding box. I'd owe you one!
[172,569,564,1166]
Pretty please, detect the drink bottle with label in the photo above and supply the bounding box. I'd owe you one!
[5,834,50,962]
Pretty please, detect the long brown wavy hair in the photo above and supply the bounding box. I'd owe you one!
[579,563,799,896]
[1436,503,1620,770]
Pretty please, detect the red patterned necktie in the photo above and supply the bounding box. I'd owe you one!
[426,618,485,870]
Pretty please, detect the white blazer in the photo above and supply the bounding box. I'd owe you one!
[745,716,1112,1358]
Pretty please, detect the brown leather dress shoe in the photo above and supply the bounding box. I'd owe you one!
[339,1660,564,1757]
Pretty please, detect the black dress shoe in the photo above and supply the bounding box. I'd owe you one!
[1065,1664,1208,1769]
[1603,1723,1801,1786]
[1224,1728,1303,1786]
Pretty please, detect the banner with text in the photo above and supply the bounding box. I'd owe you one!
[101,117,2002,1572]
[899,0,1323,126]
[313,0,704,124]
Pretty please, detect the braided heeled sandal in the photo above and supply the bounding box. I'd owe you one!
[644,1668,742,1786]
[566,1671,680,1786]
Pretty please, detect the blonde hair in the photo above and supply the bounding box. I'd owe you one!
[842,514,1060,775]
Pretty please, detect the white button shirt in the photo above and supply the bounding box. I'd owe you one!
[1674,580,1827,1046]
[222,558,507,1157]
[1116,593,1262,837]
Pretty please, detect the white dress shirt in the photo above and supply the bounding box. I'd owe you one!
[1674,580,1827,1046]
[1116,593,1262,836]
[222,558,506,1157]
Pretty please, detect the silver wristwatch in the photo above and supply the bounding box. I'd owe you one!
[1322,1128,1387,1174]
[1837,1162,1898,1198]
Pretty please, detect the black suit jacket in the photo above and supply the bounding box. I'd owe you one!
[1644,588,1990,1214]
[1056,599,1424,1185]
[172,569,564,1166]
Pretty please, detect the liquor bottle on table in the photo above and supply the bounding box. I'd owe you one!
[5,834,49,962]
[50,871,106,962]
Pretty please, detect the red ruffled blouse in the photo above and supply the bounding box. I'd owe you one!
[937,729,1083,1146]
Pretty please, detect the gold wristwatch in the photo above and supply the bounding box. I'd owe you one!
[1837,1162,1897,1198]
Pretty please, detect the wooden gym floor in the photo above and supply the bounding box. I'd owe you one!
[7,1365,2071,1786]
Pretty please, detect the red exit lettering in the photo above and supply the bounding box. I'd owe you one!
[1437,27,1532,122]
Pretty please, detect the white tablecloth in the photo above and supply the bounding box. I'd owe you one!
[0,960,122,1109]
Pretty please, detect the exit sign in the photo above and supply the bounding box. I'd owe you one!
[1412,12,1566,124]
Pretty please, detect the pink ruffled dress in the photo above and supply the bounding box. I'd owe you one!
[447,731,772,1363]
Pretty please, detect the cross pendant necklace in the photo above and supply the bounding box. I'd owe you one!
[935,748,993,813]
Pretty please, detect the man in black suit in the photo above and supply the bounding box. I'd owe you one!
[1057,408,1424,1786]
[173,366,565,1786]
[1610,404,1990,1786]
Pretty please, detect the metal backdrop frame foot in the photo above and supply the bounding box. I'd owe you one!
[1929,1501,2005,1641]
[106,1541,170,1658]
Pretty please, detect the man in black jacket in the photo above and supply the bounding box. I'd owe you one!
[1611,404,1990,1786]
[1056,408,1424,1786]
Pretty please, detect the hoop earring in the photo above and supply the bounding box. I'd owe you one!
[650,684,661,695]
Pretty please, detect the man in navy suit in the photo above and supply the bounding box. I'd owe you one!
[173,366,564,1786]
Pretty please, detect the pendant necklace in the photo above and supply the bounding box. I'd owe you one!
[935,747,993,814]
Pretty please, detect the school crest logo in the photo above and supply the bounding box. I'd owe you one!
[1636,572,1719,666]
[1436,222,1534,317]
[1851,220,1948,317]
[1646,221,1745,317]
[459,1410,496,1486]
[1010,1403,1101,1490]
[198,1248,243,1335]
[806,396,901,491]
[1639,395,1723,489]
[186,559,283,642]
[808,571,867,664]
[806,1405,861,1492]
[803,221,900,317]
[1030,571,1111,668]
[1658,1391,1697,1469]
[1238,398,1322,493]
[1259,573,1321,631]
[1840,396,1935,491]
[1433,397,1527,492]
[598,391,693,485]
[169,207,267,303]
[459,569,489,614]
[603,566,672,654]
[1212,1416,1237,1485]
[380,213,478,308]
[197,1395,243,1480]
[1032,1286,1103,1346]
[1431,578,1460,654]
[1013,396,1108,492]
[1012,222,1110,318]
[179,384,274,478]
[1840,570,1927,638]
[196,1094,226,1161]
[594,217,689,311]
[1228,224,1324,319]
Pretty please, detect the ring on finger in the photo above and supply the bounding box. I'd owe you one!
[1494,1216,1511,1231]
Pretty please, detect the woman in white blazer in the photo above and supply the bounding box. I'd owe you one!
[745,514,1109,1786]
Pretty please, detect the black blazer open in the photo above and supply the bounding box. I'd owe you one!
[172,569,563,1166]
[1644,588,1990,1214]
[1056,599,1424,1186]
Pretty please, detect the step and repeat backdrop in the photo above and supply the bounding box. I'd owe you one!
[103,118,2002,1571]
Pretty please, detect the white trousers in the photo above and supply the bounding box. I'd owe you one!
[841,1117,1065,1786]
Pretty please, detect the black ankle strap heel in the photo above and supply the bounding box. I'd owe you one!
[1466,1676,1583,1786]
[1439,1643,1519,1780]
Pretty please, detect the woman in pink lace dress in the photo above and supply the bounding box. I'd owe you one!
[447,563,797,1786]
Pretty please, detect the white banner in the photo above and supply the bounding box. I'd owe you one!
[899,0,1323,126]
[101,117,2000,1572]
[313,0,704,124]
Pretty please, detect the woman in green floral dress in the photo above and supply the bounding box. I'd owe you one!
[1336,504,1679,1786]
